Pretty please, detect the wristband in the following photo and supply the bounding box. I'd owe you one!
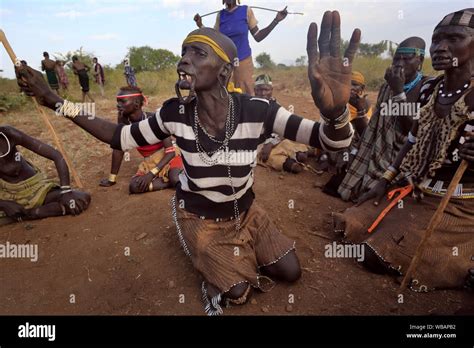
[408,131,417,144]
[320,105,350,130]
[392,92,407,102]
[382,168,398,182]
[165,146,175,154]
[150,167,160,176]
[56,100,82,119]
[60,189,72,195]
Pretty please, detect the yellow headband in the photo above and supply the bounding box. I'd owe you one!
[351,71,365,86]
[183,34,231,64]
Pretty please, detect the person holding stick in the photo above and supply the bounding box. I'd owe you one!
[0,125,90,226]
[194,0,288,94]
[15,11,359,314]
[333,8,474,292]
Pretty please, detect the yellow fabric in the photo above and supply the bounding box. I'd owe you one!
[227,81,242,93]
[136,147,183,182]
[349,104,373,121]
[351,71,365,85]
[258,140,309,171]
[183,35,231,63]
[0,167,57,221]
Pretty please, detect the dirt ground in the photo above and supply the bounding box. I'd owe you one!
[0,90,471,316]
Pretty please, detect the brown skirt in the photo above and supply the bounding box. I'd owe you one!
[172,197,295,294]
[333,193,474,290]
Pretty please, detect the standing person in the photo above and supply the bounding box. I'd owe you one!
[16,13,360,314]
[72,56,94,103]
[194,0,288,94]
[55,60,69,92]
[123,58,137,87]
[93,57,105,97]
[41,52,59,94]
[99,86,183,193]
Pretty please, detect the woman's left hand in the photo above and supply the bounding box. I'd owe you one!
[276,6,288,22]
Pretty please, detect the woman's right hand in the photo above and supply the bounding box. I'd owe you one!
[1,201,27,220]
[15,64,62,109]
[356,178,389,206]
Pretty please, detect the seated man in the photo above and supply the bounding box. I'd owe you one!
[0,126,90,226]
[255,74,315,174]
[328,37,430,200]
[334,9,474,291]
[99,86,183,193]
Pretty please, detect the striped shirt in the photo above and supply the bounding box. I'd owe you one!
[111,93,350,218]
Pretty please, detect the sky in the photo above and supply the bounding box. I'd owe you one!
[0,0,471,79]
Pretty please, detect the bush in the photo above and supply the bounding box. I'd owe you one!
[0,94,29,112]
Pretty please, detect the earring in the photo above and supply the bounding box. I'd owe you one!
[219,79,229,99]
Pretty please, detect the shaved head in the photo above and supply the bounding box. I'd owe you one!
[399,37,426,50]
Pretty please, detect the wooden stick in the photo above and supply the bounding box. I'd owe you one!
[200,10,220,18]
[251,6,304,15]
[199,6,304,18]
[0,29,83,188]
[33,99,84,188]
[399,159,469,291]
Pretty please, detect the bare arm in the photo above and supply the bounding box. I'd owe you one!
[1,125,71,187]
[251,7,287,42]
[16,65,171,152]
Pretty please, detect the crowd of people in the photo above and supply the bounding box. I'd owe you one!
[1,1,473,315]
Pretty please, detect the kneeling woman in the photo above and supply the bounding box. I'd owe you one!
[0,126,90,225]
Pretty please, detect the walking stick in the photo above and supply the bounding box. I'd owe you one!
[399,159,469,291]
[250,6,304,15]
[0,29,83,188]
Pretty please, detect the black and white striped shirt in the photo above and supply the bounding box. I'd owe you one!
[111,93,349,218]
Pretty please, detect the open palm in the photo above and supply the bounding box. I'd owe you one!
[307,11,361,118]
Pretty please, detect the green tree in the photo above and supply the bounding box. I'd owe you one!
[295,56,307,66]
[255,52,275,69]
[54,47,95,70]
[358,41,387,57]
[127,46,180,72]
